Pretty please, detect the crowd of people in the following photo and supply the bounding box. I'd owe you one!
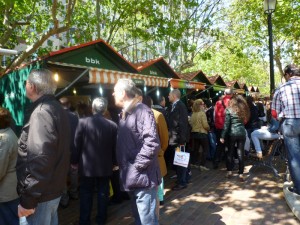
[0,64,300,225]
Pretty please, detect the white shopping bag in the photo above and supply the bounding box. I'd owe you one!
[173,145,190,168]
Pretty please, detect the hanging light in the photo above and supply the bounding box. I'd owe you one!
[54,72,59,82]
[99,86,103,96]
[73,88,77,95]
[156,88,160,97]
[144,86,147,93]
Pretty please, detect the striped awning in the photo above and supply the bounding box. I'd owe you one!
[89,68,169,87]
[46,61,206,89]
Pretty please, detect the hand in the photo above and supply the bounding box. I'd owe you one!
[71,164,78,170]
[220,138,225,144]
[18,204,35,217]
[112,165,119,171]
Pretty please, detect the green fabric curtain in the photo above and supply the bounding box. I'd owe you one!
[0,62,41,126]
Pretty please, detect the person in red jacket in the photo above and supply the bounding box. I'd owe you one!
[213,88,233,169]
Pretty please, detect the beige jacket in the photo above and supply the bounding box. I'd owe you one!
[189,111,210,134]
[0,128,18,202]
[152,109,169,177]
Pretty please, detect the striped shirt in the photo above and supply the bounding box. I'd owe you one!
[272,77,300,118]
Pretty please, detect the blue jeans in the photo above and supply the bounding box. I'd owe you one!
[208,132,217,160]
[251,128,279,153]
[128,186,159,225]
[282,118,300,195]
[21,197,61,225]
[0,198,19,225]
[79,176,109,225]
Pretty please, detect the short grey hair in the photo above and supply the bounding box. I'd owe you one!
[27,69,57,95]
[92,97,107,114]
[115,79,137,99]
[170,89,181,99]
[224,88,233,95]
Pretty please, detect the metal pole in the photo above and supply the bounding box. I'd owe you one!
[267,13,275,95]
[55,68,89,97]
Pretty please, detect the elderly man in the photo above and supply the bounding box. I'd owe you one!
[73,97,117,225]
[272,64,300,195]
[113,79,161,225]
[167,89,190,190]
[17,69,70,225]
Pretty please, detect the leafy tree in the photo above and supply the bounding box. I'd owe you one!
[0,0,76,74]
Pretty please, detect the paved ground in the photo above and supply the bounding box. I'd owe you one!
[58,159,299,225]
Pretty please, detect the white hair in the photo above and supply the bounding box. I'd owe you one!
[92,97,107,114]
[27,69,57,95]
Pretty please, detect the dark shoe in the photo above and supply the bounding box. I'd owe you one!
[59,201,69,209]
[69,192,79,200]
[238,174,245,182]
[172,184,187,191]
[225,171,232,178]
[187,179,193,185]
[160,201,164,206]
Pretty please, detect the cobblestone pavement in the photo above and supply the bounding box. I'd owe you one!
[58,160,299,225]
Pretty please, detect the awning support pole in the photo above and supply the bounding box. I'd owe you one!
[194,85,214,97]
[55,68,89,97]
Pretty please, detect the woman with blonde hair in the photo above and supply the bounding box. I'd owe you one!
[220,95,250,181]
[189,99,210,171]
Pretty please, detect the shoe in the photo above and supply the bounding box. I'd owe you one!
[249,152,263,159]
[213,163,219,169]
[159,201,164,206]
[190,164,199,169]
[238,174,245,182]
[225,171,232,178]
[172,184,187,191]
[69,192,79,200]
[186,179,193,185]
[200,166,210,171]
[170,174,177,179]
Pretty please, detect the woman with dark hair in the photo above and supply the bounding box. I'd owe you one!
[245,96,260,137]
[220,95,250,181]
[0,107,19,225]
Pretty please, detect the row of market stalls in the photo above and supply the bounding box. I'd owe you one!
[0,39,260,128]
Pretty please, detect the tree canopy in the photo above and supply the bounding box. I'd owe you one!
[1,0,299,95]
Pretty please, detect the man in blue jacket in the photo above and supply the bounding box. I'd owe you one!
[113,79,161,225]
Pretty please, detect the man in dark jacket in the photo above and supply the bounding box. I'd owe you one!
[17,69,70,225]
[167,89,190,190]
[113,79,161,225]
[73,97,117,225]
[59,97,79,208]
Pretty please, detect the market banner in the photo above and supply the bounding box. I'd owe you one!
[169,79,205,90]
